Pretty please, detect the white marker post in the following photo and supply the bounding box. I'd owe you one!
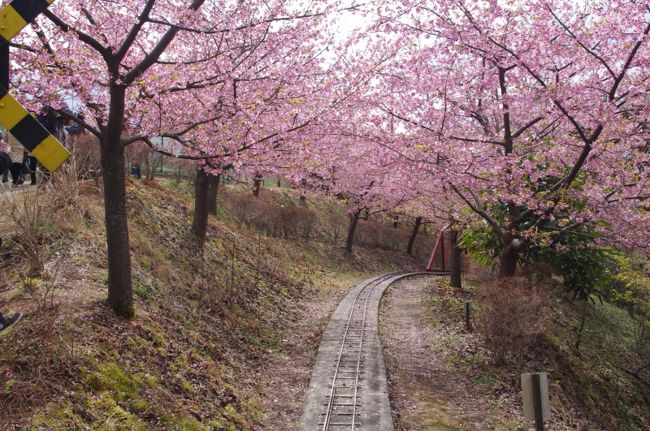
[521,372,550,431]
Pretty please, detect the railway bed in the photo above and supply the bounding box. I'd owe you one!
[300,270,448,431]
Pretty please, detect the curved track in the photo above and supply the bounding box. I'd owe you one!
[299,270,448,430]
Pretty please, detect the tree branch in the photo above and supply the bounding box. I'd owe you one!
[451,184,505,238]
[123,0,207,85]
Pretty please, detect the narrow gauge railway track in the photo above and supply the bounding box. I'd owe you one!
[300,270,448,431]
[320,273,398,430]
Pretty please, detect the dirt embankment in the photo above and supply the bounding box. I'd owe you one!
[380,276,650,431]
[0,178,427,430]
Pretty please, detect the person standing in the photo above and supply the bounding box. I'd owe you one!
[65,112,85,152]
[0,131,11,183]
[22,150,37,186]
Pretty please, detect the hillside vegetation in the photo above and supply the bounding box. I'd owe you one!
[381,274,650,431]
[0,176,429,430]
[1,174,648,431]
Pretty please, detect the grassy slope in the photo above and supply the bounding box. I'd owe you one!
[406,274,650,430]
[4,177,645,430]
[0,178,428,430]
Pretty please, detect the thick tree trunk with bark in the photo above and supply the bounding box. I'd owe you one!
[192,168,210,246]
[207,174,220,214]
[102,86,134,318]
[345,209,362,253]
[253,173,262,197]
[406,216,422,255]
[449,230,462,288]
[175,163,182,184]
[498,238,521,277]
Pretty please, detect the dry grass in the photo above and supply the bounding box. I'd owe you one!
[0,188,48,276]
[225,192,317,240]
[475,277,552,364]
[0,174,427,430]
[218,185,435,258]
[410,268,650,430]
[0,167,90,429]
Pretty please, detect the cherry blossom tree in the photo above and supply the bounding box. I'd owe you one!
[9,0,649,317]
[372,0,650,276]
[9,0,344,317]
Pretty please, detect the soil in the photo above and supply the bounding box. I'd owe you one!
[253,273,360,430]
[379,276,489,431]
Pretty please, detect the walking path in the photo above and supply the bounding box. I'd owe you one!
[299,271,448,431]
[379,275,490,430]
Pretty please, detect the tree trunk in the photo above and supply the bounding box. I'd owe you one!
[102,86,134,318]
[406,216,422,255]
[144,157,152,180]
[207,174,220,214]
[192,168,210,246]
[393,215,399,229]
[345,209,362,253]
[253,174,262,197]
[449,229,462,288]
[575,301,588,351]
[277,179,281,187]
[498,239,520,277]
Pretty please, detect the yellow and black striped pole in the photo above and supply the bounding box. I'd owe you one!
[0,0,70,173]
[0,0,56,43]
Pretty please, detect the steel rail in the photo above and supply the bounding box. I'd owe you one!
[321,272,402,431]
[322,270,448,431]
[350,274,377,430]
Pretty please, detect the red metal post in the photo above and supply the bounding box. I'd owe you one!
[426,223,451,271]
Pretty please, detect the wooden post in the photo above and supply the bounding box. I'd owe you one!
[230,234,236,285]
[465,302,472,332]
[256,230,261,284]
